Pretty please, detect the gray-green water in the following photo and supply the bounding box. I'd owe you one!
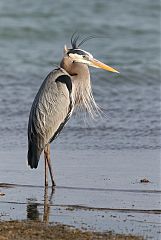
[0,1,161,239]
[0,0,160,151]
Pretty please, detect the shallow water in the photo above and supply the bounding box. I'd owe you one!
[0,149,161,239]
[0,0,160,239]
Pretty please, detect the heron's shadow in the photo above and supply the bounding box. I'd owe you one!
[26,187,55,223]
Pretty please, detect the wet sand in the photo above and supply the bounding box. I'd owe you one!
[0,220,144,240]
[0,149,161,239]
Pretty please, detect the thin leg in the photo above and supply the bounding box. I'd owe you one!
[44,144,56,187]
[44,152,48,187]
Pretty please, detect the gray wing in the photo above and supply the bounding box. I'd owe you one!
[28,68,73,168]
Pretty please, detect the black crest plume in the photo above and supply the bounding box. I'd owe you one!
[70,32,97,49]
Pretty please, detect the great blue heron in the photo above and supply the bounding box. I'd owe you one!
[28,34,119,187]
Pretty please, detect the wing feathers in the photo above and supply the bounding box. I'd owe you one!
[28,69,73,168]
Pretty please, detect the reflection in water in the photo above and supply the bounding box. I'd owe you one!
[26,188,55,222]
[43,187,55,222]
[27,198,40,221]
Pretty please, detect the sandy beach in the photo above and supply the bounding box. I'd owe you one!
[0,221,144,240]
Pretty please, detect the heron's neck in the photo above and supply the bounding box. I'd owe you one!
[60,57,98,116]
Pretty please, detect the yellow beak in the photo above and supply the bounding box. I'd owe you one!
[91,58,119,73]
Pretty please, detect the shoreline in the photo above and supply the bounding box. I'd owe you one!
[0,220,143,240]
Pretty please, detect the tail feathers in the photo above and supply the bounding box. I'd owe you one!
[28,142,42,169]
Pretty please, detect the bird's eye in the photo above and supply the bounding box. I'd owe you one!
[82,55,86,59]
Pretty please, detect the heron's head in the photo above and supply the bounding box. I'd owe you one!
[63,34,119,73]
